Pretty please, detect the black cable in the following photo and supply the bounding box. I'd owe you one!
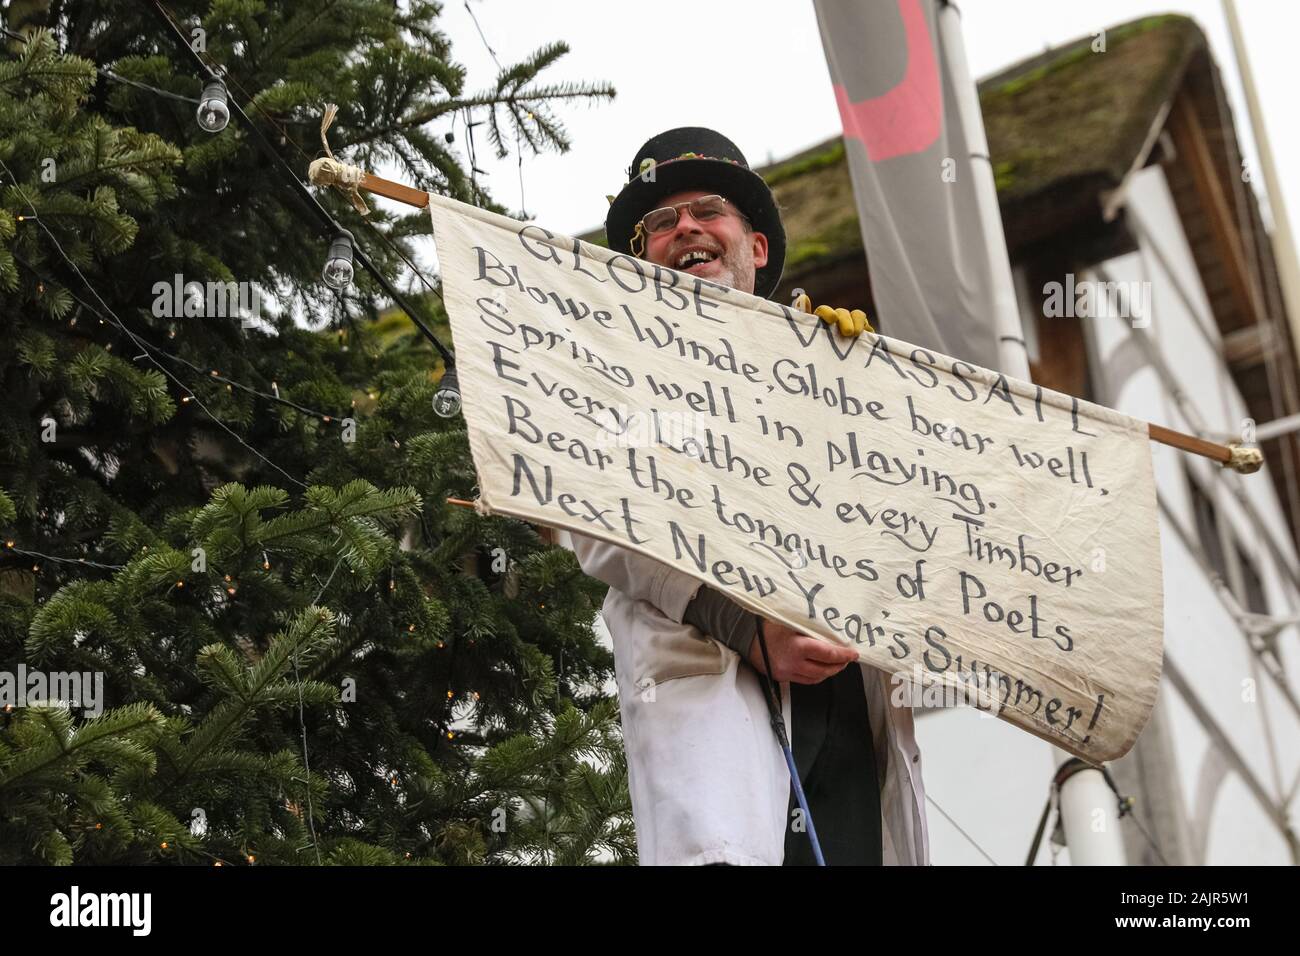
[1025,789,1053,865]
[1,157,309,489]
[147,0,454,367]
[1100,765,1172,866]
[8,10,453,362]
[358,216,443,303]
[99,67,199,103]
[14,254,352,425]
[3,23,199,103]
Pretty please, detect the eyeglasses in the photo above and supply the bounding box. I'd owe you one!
[631,194,748,256]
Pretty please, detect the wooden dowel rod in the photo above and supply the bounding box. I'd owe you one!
[446,496,556,543]
[360,171,429,208]
[1148,423,1230,464]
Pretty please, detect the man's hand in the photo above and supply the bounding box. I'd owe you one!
[793,292,874,338]
[747,618,861,684]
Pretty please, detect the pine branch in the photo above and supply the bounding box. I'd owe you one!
[0,702,163,794]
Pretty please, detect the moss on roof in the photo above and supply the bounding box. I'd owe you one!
[769,145,862,277]
[764,140,846,189]
[979,14,1204,205]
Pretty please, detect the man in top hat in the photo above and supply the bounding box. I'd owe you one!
[569,128,930,866]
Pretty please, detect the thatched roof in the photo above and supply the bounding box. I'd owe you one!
[979,14,1206,248]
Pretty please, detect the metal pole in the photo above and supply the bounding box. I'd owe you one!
[1222,0,1300,372]
[1056,760,1128,865]
[1253,411,1300,443]
[934,0,1030,381]
[936,1,1134,866]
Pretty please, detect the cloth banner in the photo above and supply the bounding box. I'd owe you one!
[428,192,1164,762]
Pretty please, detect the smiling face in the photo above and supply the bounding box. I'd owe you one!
[641,189,769,294]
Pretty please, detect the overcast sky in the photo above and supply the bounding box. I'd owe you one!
[400,0,1296,276]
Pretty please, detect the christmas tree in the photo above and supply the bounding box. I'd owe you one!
[0,2,634,865]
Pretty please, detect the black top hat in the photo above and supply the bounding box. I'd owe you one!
[604,127,786,299]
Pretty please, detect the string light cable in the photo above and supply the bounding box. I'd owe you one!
[1,156,310,490]
[15,254,354,426]
[147,0,455,369]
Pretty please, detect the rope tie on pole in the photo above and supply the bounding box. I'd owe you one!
[1226,441,1265,474]
[308,103,369,215]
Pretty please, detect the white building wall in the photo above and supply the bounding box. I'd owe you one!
[1071,162,1296,863]
[919,161,1299,865]
[915,704,1068,864]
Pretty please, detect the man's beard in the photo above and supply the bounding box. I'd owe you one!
[703,243,756,295]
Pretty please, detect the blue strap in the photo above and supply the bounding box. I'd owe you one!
[753,618,826,867]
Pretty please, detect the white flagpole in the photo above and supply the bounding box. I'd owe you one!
[934,0,1126,865]
[934,0,1030,381]
[1222,0,1300,371]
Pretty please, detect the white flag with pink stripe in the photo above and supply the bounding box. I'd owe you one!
[813,0,1003,371]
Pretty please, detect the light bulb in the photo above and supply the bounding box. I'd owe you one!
[321,257,353,289]
[322,231,354,290]
[196,79,230,133]
[432,367,461,418]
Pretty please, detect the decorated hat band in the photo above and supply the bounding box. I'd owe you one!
[628,152,744,183]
